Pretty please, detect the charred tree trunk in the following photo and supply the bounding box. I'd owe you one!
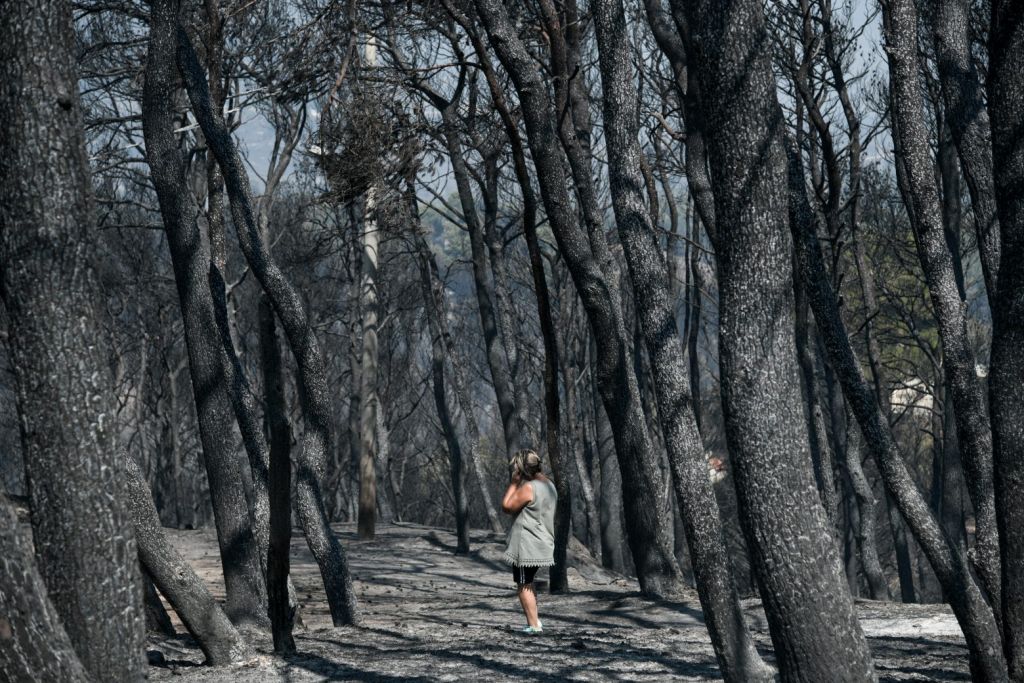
[177,26,358,625]
[932,0,1000,298]
[672,0,876,678]
[141,0,268,627]
[591,0,771,676]
[125,459,253,665]
[471,0,682,597]
[0,495,91,682]
[358,184,381,540]
[882,0,1001,618]
[843,416,890,600]
[988,2,1024,678]
[0,2,146,678]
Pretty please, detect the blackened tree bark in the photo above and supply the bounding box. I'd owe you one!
[125,459,253,665]
[787,138,1009,679]
[0,496,90,682]
[176,25,359,626]
[591,0,770,677]
[141,0,268,627]
[0,1,145,678]
[882,0,1001,618]
[932,0,1000,298]
[471,0,683,597]
[674,0,876,678]
[843,417,890,600]
[260,297,295,653]
[988,2,1024,678]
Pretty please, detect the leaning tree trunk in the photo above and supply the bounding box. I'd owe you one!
[673,0,877,678]
[177,25,359,625]
[591,0,771,677]
[0,496,91,682]
[470,0,682,597]
[141,0,268,628]
[0,2,145,679]
[882,0,1001,619]
[786,134,1009,679]
[988,3,1024,678]
[125,458,253,665]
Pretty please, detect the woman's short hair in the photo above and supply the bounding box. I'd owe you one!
[510,448,543,480]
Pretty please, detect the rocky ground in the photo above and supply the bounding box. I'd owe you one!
[146,523,971,681]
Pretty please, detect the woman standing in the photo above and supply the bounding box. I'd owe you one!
[501,449,557,633]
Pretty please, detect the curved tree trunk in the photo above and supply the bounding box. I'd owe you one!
[0,2,146,678]
[988,2,1024,678]
[177,25,358,625]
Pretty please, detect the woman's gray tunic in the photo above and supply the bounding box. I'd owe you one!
[503,478,557,567]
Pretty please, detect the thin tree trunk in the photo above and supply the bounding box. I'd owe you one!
[0,3,146,678]
[142,569,176,637]
[988,3,1024,677]
[177,26,358,625]
[471,0,682,596]
[882,0,1001,618]
[844,413,890,600]
[125,459,253,665]
[141,0,268,627]
[358,183,381,540]
[409,179,471,553]
[260,296,295,653]
[591,0,772,676]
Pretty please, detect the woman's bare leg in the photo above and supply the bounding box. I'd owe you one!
[517,583,540,627]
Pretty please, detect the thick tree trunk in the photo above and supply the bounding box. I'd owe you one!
[177,26,358,625]
[0,496,91,682]
[471,0,682,597]
[882,0,1001,619]
[0,2,146,678]
[141,0,268,627]
[125,459,253,665]
[932,0,1000,298]
[673,1,875,679]
[988,3,1024,678]
[591,0,771,677]
[593,379,629,575]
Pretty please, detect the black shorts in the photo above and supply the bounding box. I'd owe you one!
[511,565,539,585]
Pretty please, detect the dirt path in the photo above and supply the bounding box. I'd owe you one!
[147,523,970,681]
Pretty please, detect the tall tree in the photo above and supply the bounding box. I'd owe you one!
[592,0,771,677]
[671,0,877,678]
[988,1,1024,678]
[0,0,145,678]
